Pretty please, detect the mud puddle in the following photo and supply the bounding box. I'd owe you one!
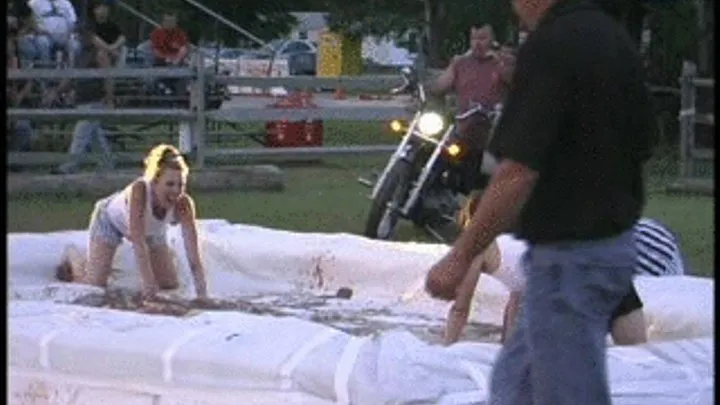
[71,288,501,344]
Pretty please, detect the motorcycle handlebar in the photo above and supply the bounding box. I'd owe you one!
[455,103,502,120]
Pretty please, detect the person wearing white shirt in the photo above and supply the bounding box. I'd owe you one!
[21,0,81,66]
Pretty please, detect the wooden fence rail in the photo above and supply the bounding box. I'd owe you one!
[670,60,714,195]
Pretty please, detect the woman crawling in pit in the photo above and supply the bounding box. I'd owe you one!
[442,191,686,346]
[57,144,208,300]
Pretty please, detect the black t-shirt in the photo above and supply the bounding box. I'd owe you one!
[91,20,123,45]
[487,0,655,243]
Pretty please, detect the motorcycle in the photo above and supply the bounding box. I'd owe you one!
[358,66,502,242]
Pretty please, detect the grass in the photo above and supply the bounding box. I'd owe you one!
[8,122,715,277]
[8,148,715,278]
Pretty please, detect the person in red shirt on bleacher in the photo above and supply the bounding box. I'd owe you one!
[149,12,189,66]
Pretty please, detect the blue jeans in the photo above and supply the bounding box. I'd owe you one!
[17,34,81,67]
[488,230,635,405]
[57,103,115,173]
[10,120,34,152]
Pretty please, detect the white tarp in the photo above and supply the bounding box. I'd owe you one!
[7,221,715,404]
[9,300,714,405]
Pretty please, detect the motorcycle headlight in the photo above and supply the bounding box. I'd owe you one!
[417,112,445,136]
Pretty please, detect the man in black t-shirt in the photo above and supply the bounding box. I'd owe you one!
[89,1,125,66]
[425,1,655,404]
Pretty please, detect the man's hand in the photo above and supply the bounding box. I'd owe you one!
[425,249,474,301]
[449,54,463,67]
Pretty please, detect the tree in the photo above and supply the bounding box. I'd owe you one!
[94,0,305,46]
[644,1,701,84]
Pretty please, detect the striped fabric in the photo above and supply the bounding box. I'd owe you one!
[633,218,686,276]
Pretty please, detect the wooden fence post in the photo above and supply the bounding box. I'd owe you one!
[190,54,207,169]
[678,61,697,179]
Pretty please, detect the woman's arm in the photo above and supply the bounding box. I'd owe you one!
[443,253,485,345]
[128,181,157,298]
[176,194,208,298]
[501,291,522,343]
[92,34,111,50]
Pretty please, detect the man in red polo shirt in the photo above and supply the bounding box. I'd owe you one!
[149,12,189,66]
[431,22,514,192]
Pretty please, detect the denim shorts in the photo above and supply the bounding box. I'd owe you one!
[88,198,167,246]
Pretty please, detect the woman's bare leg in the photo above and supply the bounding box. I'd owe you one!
[501,292,523,343]
[149,243,180,290]
[60,238,117,287]
[610,309,648,345]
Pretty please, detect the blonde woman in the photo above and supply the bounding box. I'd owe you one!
[58,144,208,300]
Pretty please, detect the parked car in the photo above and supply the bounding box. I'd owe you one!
[264,39,317,76]
[268,39,317,57]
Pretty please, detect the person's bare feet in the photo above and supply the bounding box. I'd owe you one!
[55,260,73,282]
[56,244,86,282]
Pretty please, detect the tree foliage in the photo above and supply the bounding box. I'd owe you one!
[86,0,311,46]
[316,0,514,67]
[644,1,702,84]
[96,0,706,83]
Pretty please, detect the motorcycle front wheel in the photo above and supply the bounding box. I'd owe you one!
[363,159,413,240]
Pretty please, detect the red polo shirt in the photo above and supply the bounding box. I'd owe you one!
[150,27,189,59]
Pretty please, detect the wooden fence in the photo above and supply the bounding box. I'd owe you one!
[672,61,714,195]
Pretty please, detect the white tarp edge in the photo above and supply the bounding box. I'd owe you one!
[9,301,714,405]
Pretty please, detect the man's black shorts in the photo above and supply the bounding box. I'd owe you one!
[610,283,643,323]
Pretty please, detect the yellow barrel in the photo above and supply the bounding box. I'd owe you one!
[317,30,362,77]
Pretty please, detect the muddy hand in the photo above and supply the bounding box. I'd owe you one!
[425,251,473,301]
[141,282,159,302]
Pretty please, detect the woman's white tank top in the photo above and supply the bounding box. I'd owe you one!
[491,234,529,292]
[105,178,175,238]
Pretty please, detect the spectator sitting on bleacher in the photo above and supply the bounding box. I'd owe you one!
[5,3,33,158]
[149,12,189,67]
[8,8,36,161]
[22,0,82,67]
[89,0,126,67]
[44,28,116,175]
[9,0,36,68]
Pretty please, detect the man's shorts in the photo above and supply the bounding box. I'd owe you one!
[610,283,643,323]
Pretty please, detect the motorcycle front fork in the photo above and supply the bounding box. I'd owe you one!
[406,163,461,243]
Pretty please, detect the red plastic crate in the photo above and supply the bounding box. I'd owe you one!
[264,120,324,147]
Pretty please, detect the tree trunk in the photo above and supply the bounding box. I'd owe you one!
[424,0,446,68]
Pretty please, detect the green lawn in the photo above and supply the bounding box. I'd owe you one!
[8,153,714,277]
